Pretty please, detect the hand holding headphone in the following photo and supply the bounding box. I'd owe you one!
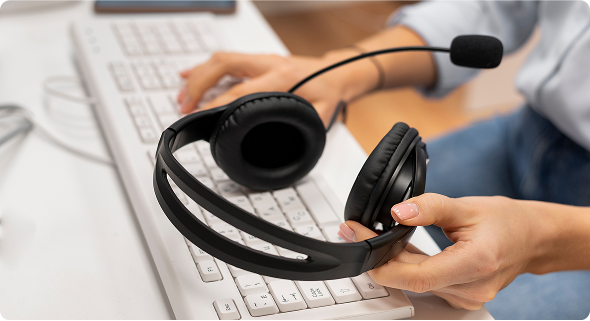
[154,35,503,280]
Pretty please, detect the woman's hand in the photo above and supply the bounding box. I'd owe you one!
[176,50,378,126]
[338,193,564,310]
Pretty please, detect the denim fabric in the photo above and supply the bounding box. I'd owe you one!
[423,106,590,319]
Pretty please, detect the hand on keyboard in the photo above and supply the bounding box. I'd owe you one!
[176,51,375,127]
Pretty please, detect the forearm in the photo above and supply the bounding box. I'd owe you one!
[320,24,436,102]
[524,200,590,274]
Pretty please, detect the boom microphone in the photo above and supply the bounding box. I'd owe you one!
[288,35,503,93]
[450,35,503,69]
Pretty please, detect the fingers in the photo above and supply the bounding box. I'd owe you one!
[367,239,486,293]
[178,52,282,113]
[180,60,233,113]
[180,69,191,78]
[390,193,478,229]
[339,221,430,265]
[338,221,376,242]
[199,70,292,111]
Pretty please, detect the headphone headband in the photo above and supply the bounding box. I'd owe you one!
[155,107,382,280]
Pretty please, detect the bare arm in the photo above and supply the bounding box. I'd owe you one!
[177,24,437,125]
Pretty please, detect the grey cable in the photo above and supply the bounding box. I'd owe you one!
[0,102,115,167]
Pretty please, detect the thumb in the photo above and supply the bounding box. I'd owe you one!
[391,193,476,228]
[338,221,378,242]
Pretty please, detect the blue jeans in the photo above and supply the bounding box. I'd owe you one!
[424,106,590,319]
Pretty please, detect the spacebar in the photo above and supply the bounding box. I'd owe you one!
[295,180,339,228]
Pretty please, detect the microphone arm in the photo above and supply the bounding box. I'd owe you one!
[288,46,450,93]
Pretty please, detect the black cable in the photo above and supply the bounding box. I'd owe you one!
[302,46,449,132]
[325,100,347,132]
[288,46,450,93]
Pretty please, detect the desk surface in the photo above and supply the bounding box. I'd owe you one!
[0,1,491,319]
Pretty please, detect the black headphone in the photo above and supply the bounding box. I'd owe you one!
[154,35,503,281]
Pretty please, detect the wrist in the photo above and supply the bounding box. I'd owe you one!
[522,201,590,274]
[320,48,380,101]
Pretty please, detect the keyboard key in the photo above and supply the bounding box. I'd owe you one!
[273,188,306,212]
[296,180,339,228]
[272,187,298,199]
[127,103,145,116]
[294,224,326,241]
[157,113,179,129]
[124,42,143,55]
[295,281,335,308]
[235,274,268,296]
[148,94,175,114]
[210,168,230,182]
[228,265,253,278]
[213,299,240,320]
[240,231,265,247]
[161,74,182,88]
[138,127,157,143]
[250,242,279,256]
[184,163,208,177]
[263,275,284,284]
[249,192,276,207]
[255,204,283,220]
[244,293,278,317]
[351,273,389,299]
[276,247,307,260]
[197,260,222,282]
[188,243,212,263]
[268,280,307,312]
[266,218,293,231]
[144,41,163,54]
[285,209,314,227]
[210,223,240,239]
[174,149,201,164]
[322,225,347,243]
[133,115,151,128]
[140,76,161,90]
[226,195,255,213]
[325,278,362,303]
[203,210,223,225]
[217,181,243,197]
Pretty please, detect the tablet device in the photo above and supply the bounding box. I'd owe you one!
[94,1,236,14]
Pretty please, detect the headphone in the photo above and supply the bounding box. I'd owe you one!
[154,35,503,280]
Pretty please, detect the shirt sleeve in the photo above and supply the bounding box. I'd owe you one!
[389,1,539,97]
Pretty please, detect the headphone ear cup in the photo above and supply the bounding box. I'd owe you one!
[209,92,325,190]
[344,123,419,228]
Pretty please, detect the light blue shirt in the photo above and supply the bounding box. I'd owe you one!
[390,1,590,151]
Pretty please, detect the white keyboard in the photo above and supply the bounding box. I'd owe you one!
[71,5,413,319]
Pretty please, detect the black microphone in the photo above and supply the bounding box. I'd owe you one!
[450,35,503,69]
[288,35,503,93]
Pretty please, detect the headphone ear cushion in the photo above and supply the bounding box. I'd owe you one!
[344,122,418,228]
[210,92,325,190]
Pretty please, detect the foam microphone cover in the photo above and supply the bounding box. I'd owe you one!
[450,35,503,69]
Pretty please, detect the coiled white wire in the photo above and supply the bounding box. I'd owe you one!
[0,76,115,167]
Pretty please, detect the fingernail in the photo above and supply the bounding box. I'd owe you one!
[391,203,419,221]
[339,222,356,242]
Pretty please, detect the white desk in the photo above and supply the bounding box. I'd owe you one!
[0,1,491,319]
